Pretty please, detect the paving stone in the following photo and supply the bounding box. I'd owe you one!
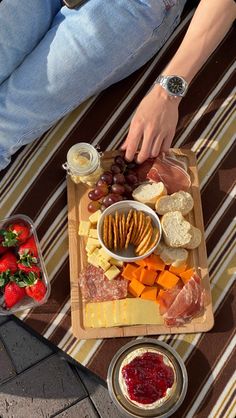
[53,398,99,418]
[0,315,10,326]
[0,320,53,373]
[77,367,125,418]
[0,354,87,418]
[0,339,16,384]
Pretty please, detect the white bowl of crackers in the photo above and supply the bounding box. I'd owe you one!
[97,200,162,262]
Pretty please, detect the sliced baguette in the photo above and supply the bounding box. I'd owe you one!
[184,226,202,249]
[155,191,194,215]
[132,182,167,208]
[154,241,188,267]
[161,211,193,248]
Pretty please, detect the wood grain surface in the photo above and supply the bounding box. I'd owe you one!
[67,149,214,339]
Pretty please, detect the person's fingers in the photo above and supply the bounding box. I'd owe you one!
[123,122,143,161]
[160,130,175,153]
[136,126,156,163]
[150,135,165,158]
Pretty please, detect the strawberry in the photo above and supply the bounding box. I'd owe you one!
[0,252,18,287]
[1,223,30,247]
[25,279,47,302]
[18,236,38,266]
[17,263,41,277]
[0,252,18,274]
[4,282,26,308]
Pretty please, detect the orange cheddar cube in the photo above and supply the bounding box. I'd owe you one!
[169,264,187,275]
[122,264,137,281]
[140,268,157,286]
[134,259,147,267]
[157,270,179,289]
[128,278,145,297]
[140,286,158,301]
[132,266,144,281]
[145,254,165,271]
[179,268,195,284]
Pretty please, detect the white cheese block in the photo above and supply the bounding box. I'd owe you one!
[78,220,91,236]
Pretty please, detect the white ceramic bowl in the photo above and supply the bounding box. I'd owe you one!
[97,200,162,262]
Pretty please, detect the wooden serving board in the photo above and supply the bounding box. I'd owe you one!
[67,149,214,339]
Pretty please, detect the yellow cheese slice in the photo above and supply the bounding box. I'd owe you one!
[84,298,163,328]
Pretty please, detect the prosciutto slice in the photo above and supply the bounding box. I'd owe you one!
[79,264,128,302]
[147,152,191,194]
[159,273,204,327]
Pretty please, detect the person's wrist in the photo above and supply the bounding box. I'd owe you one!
[151,83,182,106]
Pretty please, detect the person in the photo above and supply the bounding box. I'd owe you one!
[0,0,235,171]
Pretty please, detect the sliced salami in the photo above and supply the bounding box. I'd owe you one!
[79,264,128,302]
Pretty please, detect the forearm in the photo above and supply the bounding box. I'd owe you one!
[163,0,236,83]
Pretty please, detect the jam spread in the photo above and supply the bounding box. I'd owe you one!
[121,351,175,405]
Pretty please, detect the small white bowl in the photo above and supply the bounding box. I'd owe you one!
[97,200,162,262]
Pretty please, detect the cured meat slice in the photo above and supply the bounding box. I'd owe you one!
[162,273,204,326]
[135,158,154,183]
[79,264,128,302]
[158,285,183,316]
[147,152,191,194]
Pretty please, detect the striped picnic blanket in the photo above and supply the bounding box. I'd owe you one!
[0,9,235,418]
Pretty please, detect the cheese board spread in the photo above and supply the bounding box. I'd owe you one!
[67,149,214,339]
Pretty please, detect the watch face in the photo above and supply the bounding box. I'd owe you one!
[167,76,184,95]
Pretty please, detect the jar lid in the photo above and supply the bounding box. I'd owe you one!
[66,143,100,176]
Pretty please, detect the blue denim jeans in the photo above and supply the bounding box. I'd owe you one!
[0,0,187,170]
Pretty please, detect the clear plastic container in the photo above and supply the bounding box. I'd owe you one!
[0,214,50,315]
[107,339,188,418]
[62,143,103,186]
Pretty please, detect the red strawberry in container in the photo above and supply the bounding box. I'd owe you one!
[17,264,41,277]
[1,223,30,247]
[25,279,47,302]
[0,252,18,288]
[18,235,39,266]
[4,282,26,309]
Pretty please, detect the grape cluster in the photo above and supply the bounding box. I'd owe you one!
[87,156,138,212]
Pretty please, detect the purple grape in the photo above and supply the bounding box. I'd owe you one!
[96,179,107,187]
[100,171,113,185]
[88,201,101,213]
[125,174,138,185]
[124,183,133,195]
[88,189,100,201]
[114,155,126,169]
[111,184,125,194]
[111,164,122,174]
[113,173,125,184]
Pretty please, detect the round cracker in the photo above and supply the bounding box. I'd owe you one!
[133,212,145,246]
[135,215,151,247]
[130,210,138,243]
[136,225,153,254]
[139,228,160,256]
[126,209,133,232]
[103,215,109,248]
[113,218,118,251]
[115,211,119,249]
[118,213,123,249]
[125,219,134,249]
[108,214,113,249]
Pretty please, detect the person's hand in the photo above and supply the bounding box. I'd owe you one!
[121,84,180,163]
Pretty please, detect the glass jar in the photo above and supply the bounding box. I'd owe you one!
[62,143,103,187]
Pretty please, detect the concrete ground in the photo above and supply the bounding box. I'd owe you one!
[0,315,125,418]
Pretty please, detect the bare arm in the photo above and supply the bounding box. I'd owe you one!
[122,0,236,163]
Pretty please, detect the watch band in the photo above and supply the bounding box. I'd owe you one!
[154,74,188,98]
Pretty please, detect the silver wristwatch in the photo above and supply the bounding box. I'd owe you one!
[154,75,188,97]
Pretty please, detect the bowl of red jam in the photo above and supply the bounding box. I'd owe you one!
[107,339,188,418]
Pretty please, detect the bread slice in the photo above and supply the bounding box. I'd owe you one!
[154,241,188,267]
[155,191,193,215]
[184,226,202,249]
[161,211,192,248]
[161,211,202,250]
[132,182,167,208]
